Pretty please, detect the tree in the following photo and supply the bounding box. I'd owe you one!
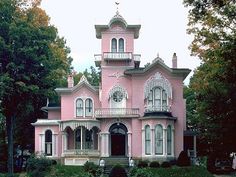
[183,0,236,155]
[0,0,72,175]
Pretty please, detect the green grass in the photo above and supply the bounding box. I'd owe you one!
[45,165,91,177]
[148,166,214,177]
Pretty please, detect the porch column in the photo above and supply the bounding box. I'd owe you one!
[100,132,109,157]
[141,128,145,156]
[61,131,67,156]
[39,134,43,155]
[171,129,175,157]
[151,128,155,156]
[80,127,83,150]
[52,134,58,157]
[163,128,167,156]
[52,133,55,157]
[40,133,45,155]
[127,132,132,157]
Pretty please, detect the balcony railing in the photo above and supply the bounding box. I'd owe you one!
[95,108,140,118]
[133,54,141,62]
[144,105,171,113]
[103,52,132,60]
[64,149,100,156]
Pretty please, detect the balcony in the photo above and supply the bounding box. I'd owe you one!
[144,105,173,117]
[95,108,140,118]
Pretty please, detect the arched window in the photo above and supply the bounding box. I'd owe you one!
[147,87,168,111]
[111,38,117,52]
[76,99,83,117]
[155,124,163,154]
[85,98,93,117]
[167,125,172,155]
[118,38,124,52]
[45,130,52,156]
[145,125,151,155]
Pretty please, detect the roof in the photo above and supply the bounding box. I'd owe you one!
[95,11,141,39]
[55,75,99,94]
[124,57,191,80]
[31,119,59,126]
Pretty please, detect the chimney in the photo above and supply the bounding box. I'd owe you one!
[172,53,177,68]
[67,74,74,88]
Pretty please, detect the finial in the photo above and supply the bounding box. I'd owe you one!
[115,1,120,14]
[157,53,159,58]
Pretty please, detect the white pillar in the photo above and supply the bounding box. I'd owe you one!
[172,129,175,157]
[41,134,45,155]
[151,128,155,156]
[142,129,145,156]
[163,128,167,156]
[128,132,132,157]
[104,132,109,157]
[52,134,55,157]
[80,127,83,150]
[54,134,58,157]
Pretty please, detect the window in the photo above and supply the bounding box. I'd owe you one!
[85,98,93,116]
[145,125,151,155]
[45,130,52,156]
[167,125,172,155]
[118,38,124,52]
[112,91,124,102]
[147,87,168,111]
[155,124,163,154]
[76,99,83,117]
[111,38,117,52]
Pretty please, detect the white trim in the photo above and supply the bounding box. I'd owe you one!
[74,97,95,118]
[110,37,126,52]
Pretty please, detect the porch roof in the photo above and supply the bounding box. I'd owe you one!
[59,119,100,131]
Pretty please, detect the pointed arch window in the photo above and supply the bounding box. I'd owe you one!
[111,38,117,52]
[45,130,52,156]
[118,38,124,52]
[155,124,163,155]
[145,125,151,155]
[167,125,172,155]
[76,99,83,117]
[85,98,93,117]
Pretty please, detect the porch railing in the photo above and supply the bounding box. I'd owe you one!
[103,52,132,60]
[64,149,100,156]
[95,108,139,118]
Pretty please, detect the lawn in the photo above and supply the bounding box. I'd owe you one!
[149,166,214,177]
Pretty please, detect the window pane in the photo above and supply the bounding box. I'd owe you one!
[167,126,172,155]
[119,38,124,52]
[155,125,163,154]
[145,125,151,154]
[85,99,93,116]
[45,130,52,156]
[76,99,83,117]
[111,38,117,52]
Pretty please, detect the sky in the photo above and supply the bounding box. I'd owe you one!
[40,0,201,84]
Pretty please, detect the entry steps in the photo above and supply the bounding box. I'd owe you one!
[101,157,129,175]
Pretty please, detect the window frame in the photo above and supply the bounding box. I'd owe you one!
[145,125,151,155]
[167,125,172,155]
[85,98,93,117]
[45,130,52,156]
[147,87,168,111]
[155,124,163,155]
[76,98,84,117]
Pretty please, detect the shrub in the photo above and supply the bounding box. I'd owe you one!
[129,167,138,177]
[149,161,160,168]
[109,164,127,177]
[26,155,52,177]
[137,160,148,168]
[161,161,171,168]
[177,151,191,167]
[133,168,152,177]
[83,161,100,177]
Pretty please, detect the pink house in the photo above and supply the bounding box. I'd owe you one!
[32,11,191,166]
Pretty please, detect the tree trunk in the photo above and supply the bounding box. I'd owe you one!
[6,115,14,177]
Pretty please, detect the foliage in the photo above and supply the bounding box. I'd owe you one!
[161,161,171,168]
[149,161,160,168]
[177,151,191,167]
[149,166,214,177]
[183,0,236,155]
[83,161,101,177]
[26,155,53,177]
[129,168,152,177]
[109,164,127,177]
[137,160,149,168]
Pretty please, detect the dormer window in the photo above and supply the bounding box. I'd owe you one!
[111,38,117,52]
[85,98,93,117]
[118,38,124,52]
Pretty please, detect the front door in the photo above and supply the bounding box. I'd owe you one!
[111,134,125,156]
[109,123,128,156]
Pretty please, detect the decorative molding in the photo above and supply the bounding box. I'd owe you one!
[108,85,128,99]
[109,72,124,79]
[144,72,172,99]
[79,75,89,84]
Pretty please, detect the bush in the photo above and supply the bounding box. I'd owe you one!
[137,160,149,168]
[161,161,171,168]
[26,155,53,177]
[177,151,191,167]
[83,161,100,177]
[149,161,160,168]
[109,164,127,177]
[133,168,152,177]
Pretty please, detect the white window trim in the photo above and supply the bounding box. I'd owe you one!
[110,37,126,52]
[74,97,94,118]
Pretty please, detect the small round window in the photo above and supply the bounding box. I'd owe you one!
[113,91,123,102]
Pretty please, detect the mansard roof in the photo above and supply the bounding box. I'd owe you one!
[124,57,191,80]
[55,75,99,94]
[95,12,141,39]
